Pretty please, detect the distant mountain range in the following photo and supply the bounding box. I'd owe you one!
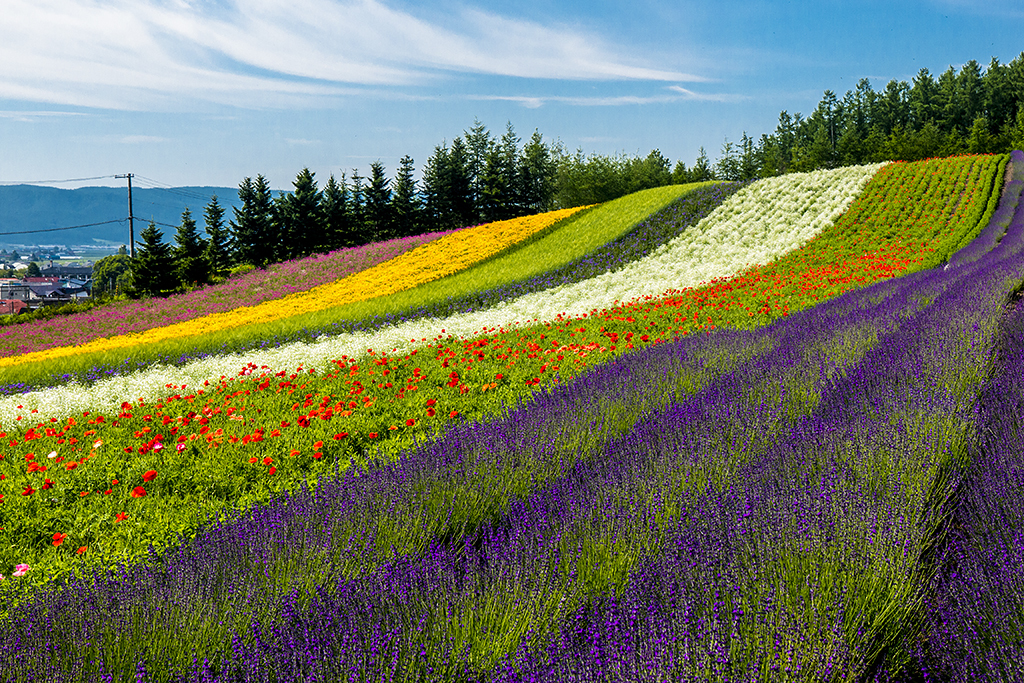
[0,185,244,247]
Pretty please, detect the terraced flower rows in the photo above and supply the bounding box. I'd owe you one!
[0,153,1016,682]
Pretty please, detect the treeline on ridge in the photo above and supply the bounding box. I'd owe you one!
[110,120,691,298]
[711,55,1024,180]
[113,54,1024,299]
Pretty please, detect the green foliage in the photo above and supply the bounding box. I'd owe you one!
[278,167,325,259]
[227,263,256,279]
[747,53,1024,175]
[321,173,352,249]
[130,222,175,298]
[363,161,393,243]
[203,195,232,279]
[91,254,132,297]
[231,175,275,268]
[172,208,208,290]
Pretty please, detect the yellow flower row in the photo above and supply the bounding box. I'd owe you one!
[0,206,588,370]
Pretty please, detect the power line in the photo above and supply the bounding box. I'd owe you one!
[0,175,118,186]
[0,219,125,237]
[133,176,211,201]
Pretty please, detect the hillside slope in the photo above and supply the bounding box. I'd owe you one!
[0,154,1016,683]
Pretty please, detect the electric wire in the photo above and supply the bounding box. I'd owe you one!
[0,175,118,186]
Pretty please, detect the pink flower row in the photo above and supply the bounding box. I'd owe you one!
[0,231,454,358]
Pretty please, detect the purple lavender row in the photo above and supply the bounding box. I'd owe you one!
[0,240,984,681]
[902,151,1024,681]
[0,262,903,681]
[492,155,1024,681]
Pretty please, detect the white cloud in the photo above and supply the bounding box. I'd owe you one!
[0,110,89,122]
[668,86,749,103]
[119,135,170,144]
[470,86,748,108]
[0,0,708,111]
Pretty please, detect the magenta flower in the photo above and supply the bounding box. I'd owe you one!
[13,564,29,577]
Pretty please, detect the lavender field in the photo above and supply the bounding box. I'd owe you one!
[3,153,1024,681]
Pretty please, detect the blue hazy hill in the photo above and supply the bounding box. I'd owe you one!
[0,185,244,247]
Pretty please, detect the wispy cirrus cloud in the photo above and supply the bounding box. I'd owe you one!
[667,86,749,103]
[0,0,708,111]
[472,86,748,108]
[0,110,90,122]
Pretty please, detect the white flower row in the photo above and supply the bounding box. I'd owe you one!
[0,164,885,423]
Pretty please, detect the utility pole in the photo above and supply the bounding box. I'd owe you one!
[115,173,135,258]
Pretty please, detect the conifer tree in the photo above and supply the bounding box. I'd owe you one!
[281,167,325,259]
[421,143,452,232]
[130,221,174,297]
[348,170,370,246]
[481,123,520,221]
[391,156,421,237]
[173,208,208,289]
[518,130,556,213]
[321,173,351,251]
[231,175,275,267]
[364,161,393,242]
[203,195,232,279]
[691,147,715,181]
[463,119,493,222]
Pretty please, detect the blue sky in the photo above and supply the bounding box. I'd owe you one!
[1,0,1022,191]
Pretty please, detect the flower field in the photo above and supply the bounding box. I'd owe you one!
[1,153,1021,681]
[0,231,454,361]
[0,207,589,377]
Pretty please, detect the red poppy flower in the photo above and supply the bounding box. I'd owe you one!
[76,546,87,555]
[131,486,147,498]
[262,456,273,466]
[333,433,348,440]
[66,462,77,471]
[248,457,258,464]
[312,452,322,460]
[114,512,128,523]
[52,532,66,547]
[142,470,157,483]
[368,432,378,439]
[42,479,53,490]
[268,466,276,475]
[406,418,416,427]
[22,485,35,496]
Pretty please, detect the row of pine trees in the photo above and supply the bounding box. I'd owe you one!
[115,54,1024,298]
[117,121,695,298]
[707,56,1024,181]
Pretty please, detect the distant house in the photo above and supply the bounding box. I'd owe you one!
[0,280,30,301]
[0,299,28,315]
[40,264,93,283]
